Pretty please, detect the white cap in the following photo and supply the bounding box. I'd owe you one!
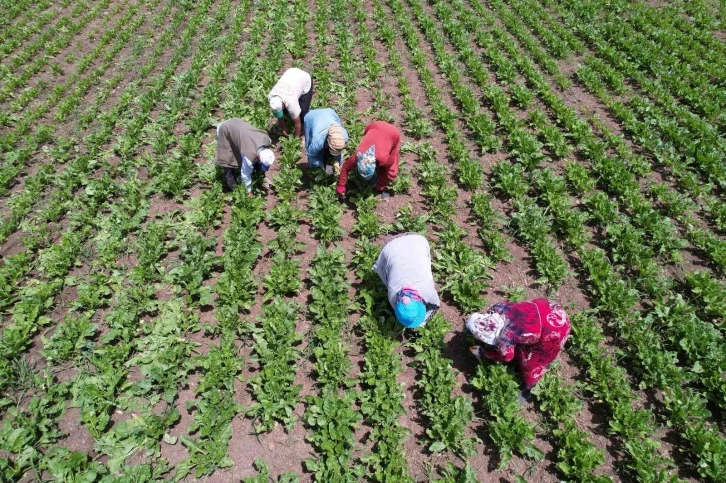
[269,96,283,112]
[258,148,275,167]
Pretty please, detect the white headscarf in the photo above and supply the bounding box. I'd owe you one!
[466,312,507,345]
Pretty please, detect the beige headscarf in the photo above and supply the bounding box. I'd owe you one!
[327,125,346,156]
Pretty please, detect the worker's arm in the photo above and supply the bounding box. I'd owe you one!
[480,340,515,362]
[293,116,302,138]
[336,154,356,194]
[277,117,288,136]
[240,156,254,193]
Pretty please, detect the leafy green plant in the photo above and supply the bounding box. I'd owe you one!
[456,158,484,190]
[168,231,217,305]
[685,271,726,325]
[41,312,97,363]
[247,299,302,433]
[503,284,526,302]
[176,338,243,479]
[309,184,344,244]
[394,204,429,234]
[429,462,480,483]
[263,253,302,300]
[390,160,412,193]
[511,82,534,108]
[242,458,300,483]
[304,391,364,481]
[472,363,544,469]
[352,196,389,239]
[492,161,528,200]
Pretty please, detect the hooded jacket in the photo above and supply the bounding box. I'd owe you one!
[337,121,400,192]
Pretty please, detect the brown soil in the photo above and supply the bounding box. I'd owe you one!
[3,0,724,482]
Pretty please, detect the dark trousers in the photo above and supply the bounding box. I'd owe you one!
[285,80,314,122]
[300,79,314,121]
[223,167,238,191]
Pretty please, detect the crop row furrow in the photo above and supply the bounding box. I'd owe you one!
[470,0,725,276]
[0,0,56,62]
[0,0,191,313]
[67,1,250,477]
[0,0,116,106]
[247,141,306,434]
[0,0,94,88]
[0,1,176,201]
[542,0,726,134]
[0,0,151,207]
[0,0,217,431]
[491,0,725,218]
[0,0,221,467]
[574,1,724,120]
[468,0,726,419]
[442,1,711,480]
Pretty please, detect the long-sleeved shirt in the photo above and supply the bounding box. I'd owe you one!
[304,108,348,168]
[239,154,256,193]
[337,121,401,192]
[373,234,440,311]
[268,68,312,120]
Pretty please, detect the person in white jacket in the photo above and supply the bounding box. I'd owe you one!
[268,68,313,138]
[373,233,440,329]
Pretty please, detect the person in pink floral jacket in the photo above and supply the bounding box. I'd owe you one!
[466,299,571,394]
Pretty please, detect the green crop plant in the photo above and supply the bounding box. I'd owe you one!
[410,314,477,457]
[352,196,390,240]
[394,204,429,235]
[309,184,345,244]
[247,299,302,433]
[40,312,97,364]
[263,254,302,300]
[3,0,726,478]
[243,458,300,482]
[472,363,544,469]
[433,223,492,312]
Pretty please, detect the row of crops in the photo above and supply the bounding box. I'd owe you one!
[0,0,724,481]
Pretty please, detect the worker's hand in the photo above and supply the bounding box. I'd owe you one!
[469,346,482,362]
[248,191,254,197]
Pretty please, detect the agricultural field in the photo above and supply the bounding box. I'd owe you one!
[1,0,725,481]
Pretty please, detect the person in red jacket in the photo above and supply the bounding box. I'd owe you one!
[466,298,571,400]
[336,121,400,199]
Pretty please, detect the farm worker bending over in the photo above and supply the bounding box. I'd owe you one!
[304,108,348,174]
[466,299,571,399]
[215,118,275,195]
[268,68,313,138]
[336,121,401,200]
[373,233,440,329]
